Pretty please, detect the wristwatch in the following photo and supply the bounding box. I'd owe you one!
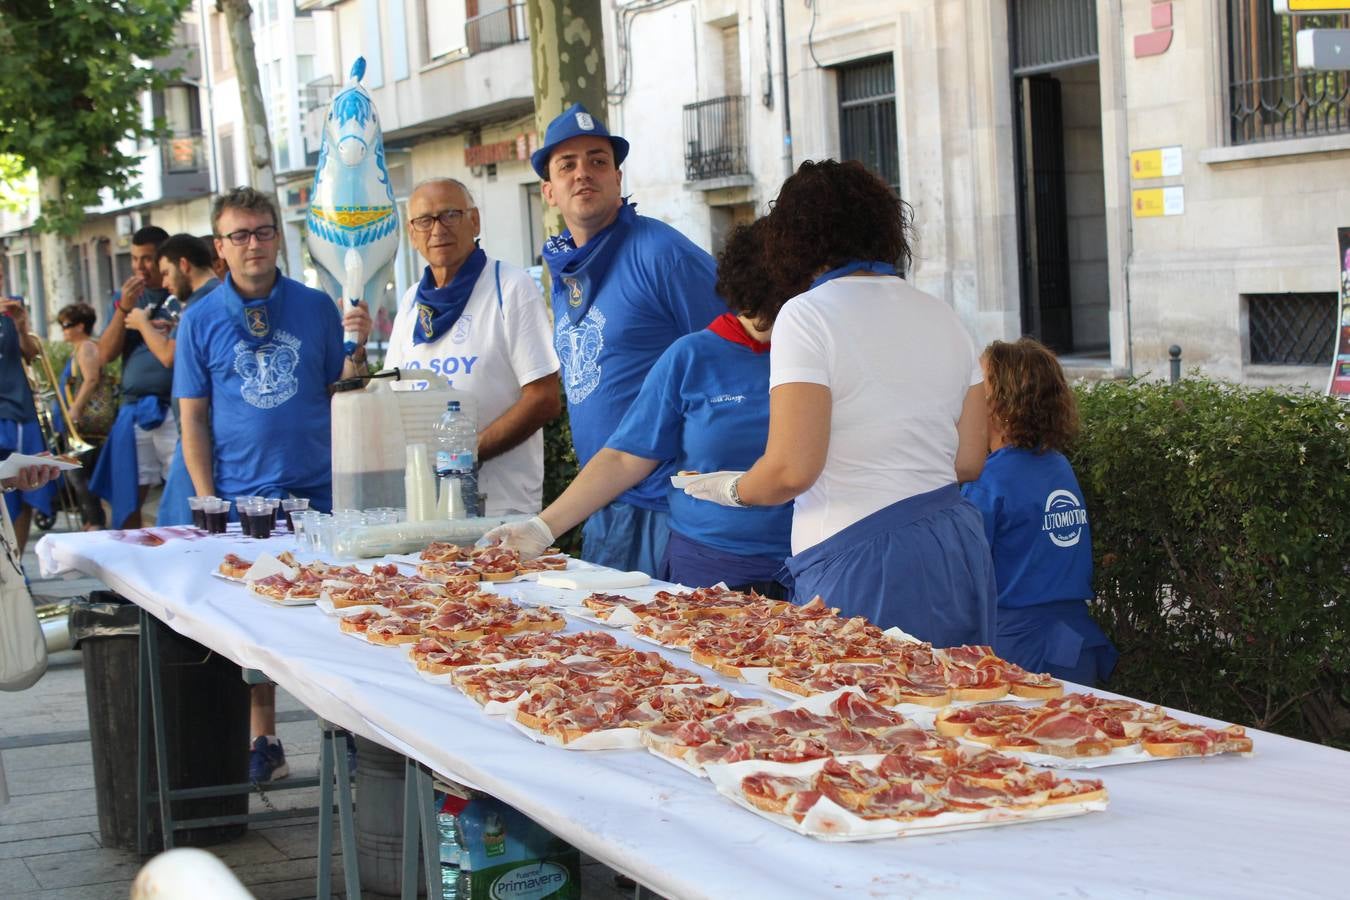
[728,474,747,508]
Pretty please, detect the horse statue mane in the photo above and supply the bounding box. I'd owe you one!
[305,56,400,351]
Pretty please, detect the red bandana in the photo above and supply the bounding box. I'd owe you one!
[707,313,770,353]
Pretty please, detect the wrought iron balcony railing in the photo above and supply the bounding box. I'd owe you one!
[683,95,748,182]
[467,3,528,55]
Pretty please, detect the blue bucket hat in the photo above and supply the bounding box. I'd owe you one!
[531,103,630,179]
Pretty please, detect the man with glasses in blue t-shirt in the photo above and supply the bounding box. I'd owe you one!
[174,186,371,783]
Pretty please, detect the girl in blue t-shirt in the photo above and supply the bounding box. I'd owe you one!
[484,221,793,595]
[961,338,1118,685]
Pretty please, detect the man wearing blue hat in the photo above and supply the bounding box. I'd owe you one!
[495,103,725,575]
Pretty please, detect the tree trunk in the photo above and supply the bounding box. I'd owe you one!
[216,0,286,269]
[37,176,78,340]
[526,0,609,244]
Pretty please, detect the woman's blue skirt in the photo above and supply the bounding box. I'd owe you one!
[781,484,997,648]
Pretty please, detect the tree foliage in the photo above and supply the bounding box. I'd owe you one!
[0,0,193,234]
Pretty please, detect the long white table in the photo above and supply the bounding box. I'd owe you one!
[37,528,1350,899]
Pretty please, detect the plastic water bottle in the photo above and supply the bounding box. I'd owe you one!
[437,803,461,899]
[431,400,478,519]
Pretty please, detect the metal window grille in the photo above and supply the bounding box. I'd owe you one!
[683,95,749,181]
[837,56,900,195]
[1247,293,1336,365]
[1010,0,1098,76]
[467,3,528,55]
[1228,2,1350,144]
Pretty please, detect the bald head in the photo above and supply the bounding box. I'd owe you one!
[408,178,482,285]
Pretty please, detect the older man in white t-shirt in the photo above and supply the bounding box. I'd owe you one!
[386,178,561,515]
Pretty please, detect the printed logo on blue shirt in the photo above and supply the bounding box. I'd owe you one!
[1042,489,1088,548]
[555,307,605,404]
[233,330,301,409]
[562,276,584,309]
[709,393,746,405]
[245,306,269,337]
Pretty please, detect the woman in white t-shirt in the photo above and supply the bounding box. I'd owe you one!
[682,160,996,646]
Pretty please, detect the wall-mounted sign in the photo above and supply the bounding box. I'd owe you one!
[1275,1,1350,13]
[1135,0,1175,58]
[1130,146,1184,180]
[464,133,540,168]
[1132,186,1185,218]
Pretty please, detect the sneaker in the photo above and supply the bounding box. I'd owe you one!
[249,736,290,783]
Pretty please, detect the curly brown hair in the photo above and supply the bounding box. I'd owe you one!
[714,218,774,321]
[983,337,1079,452]
[758,159,913,324]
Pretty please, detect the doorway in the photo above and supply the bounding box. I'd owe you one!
[1010,1,1108,355]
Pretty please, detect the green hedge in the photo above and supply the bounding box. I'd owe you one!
[1070,378,1350,747]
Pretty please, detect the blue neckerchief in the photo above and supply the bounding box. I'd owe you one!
[809,259,899,290]
[541,200,638,325]
[412,246,487,345]
[222,271,285,343]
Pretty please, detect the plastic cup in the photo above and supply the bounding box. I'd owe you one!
[187,496,213,530]
[307,514,334,554]
[364,507,398,527]
[281,497,310,532]
[243,499,273,540]
[204,499,231,534]
[333,508,364,528]
[293,508,320,548]
[267,497,283,527]
[235,496,260,537]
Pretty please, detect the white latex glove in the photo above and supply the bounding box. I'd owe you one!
[478,515,554,559]
[681,470,747,508]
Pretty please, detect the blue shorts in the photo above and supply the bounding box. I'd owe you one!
[581,502,670,575]
[0,418,57,521]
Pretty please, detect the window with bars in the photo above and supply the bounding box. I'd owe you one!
[1247,293,1336,365]
[837,57,900,196]
[1227,2,1350,144]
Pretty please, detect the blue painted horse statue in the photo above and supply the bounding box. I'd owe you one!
[305,57,400,352]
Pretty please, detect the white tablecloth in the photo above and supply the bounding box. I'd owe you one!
[37,530,1350,899]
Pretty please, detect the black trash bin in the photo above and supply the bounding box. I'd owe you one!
[71,591,251,850]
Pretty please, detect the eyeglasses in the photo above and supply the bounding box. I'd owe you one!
[218,226,279,246]
[59,321,76,329]
[409,209,472,232]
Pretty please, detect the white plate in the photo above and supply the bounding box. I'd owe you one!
[246,586,318,607]
[0,452,82,479]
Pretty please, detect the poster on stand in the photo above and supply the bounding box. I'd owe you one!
[1331,227,1350,398]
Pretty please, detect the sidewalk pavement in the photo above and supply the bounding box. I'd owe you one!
[1,514,645,899]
